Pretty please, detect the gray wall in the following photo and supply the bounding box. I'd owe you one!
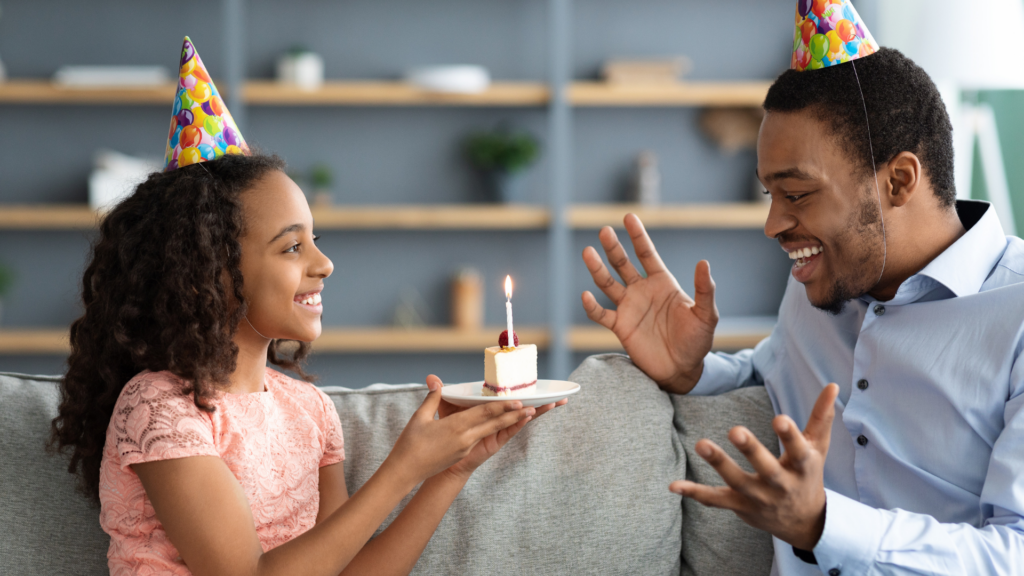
[0,0,876,386]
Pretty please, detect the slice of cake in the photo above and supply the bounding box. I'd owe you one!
[483,330,537,397]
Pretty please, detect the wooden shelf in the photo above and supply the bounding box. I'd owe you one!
[310,205,550,230]
[568,81,772,107]
[0,205,100,229]
[569,203,769,229]
[0,204,771,231]
[0,80,177,104]
[243,81,550,107]
[0,330,70,354]
[312,327,551,353]
[0,79,770,108]
[0,321,772,354]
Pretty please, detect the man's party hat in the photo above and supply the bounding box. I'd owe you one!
[164,37,249,171]
[791,0,879,72]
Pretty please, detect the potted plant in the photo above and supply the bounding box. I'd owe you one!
[465,128,540,203]
[0,262,13,326]
[309,163,334,208]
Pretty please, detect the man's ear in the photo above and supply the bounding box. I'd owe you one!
[886,151,922,208]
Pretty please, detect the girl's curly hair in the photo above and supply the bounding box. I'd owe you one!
[50,152,315,502]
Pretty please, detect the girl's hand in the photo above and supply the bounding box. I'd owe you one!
[385,375,534,486]
[435,375,569,480]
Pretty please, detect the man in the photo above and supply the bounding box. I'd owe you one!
[582,37,1024,576]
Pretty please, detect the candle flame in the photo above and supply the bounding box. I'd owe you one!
[505,275,513,300]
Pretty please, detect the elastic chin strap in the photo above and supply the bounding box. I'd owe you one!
[244,315,271,341]
[851,60,887,291]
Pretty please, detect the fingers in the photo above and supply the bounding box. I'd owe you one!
[623,214,669,276]
[692,260,719,324]
[669,481,747,511]
[728,426,784,486]
[453,399,524,429]
[805,384,839,452]
[599,226,643,285]
[774,414,813,468]
[694,439,759,495]
[582,291,617,330]
[467,406,535,440]
[529,398,568,420]
[414,374,444,420]
[582,246,627,304]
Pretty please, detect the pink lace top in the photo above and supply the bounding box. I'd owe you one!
[98,367,345,575]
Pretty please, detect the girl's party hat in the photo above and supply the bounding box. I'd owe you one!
[164,37,249,171]
[791,0,879,72]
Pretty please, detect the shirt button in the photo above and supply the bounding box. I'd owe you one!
[857,379,869,391]
[857,434,869,446]
[829,569,841,576]
[874,304,886,316]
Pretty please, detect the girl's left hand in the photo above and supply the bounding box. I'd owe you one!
[430,375,568,480]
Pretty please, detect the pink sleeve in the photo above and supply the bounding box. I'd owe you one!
[110,374,219,471]
[316,389,345,467]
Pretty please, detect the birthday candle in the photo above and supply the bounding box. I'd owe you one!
[504,275,515,348]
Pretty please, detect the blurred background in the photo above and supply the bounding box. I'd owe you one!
[0,0,1020,387]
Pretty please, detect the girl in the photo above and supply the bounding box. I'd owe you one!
[49,152,564,575]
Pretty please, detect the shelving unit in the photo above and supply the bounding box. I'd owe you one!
[0,203,770,231]
[0,0,784,381]
[0,325,768,354]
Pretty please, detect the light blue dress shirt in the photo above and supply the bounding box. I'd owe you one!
[690,201,1024,575]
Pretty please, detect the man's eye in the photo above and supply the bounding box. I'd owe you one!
[786,194,807,203]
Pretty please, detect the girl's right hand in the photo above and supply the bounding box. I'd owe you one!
[385,375,534,485]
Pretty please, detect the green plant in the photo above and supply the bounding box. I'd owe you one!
[310,163,333,190]
[0,262,13,298]
[465,129,540,173]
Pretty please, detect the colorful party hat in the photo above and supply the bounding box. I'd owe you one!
[791,0,879,72]
[164,37,249,171]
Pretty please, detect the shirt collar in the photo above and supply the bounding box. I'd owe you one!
[913,200,1007,298]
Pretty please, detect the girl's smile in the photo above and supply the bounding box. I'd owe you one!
[294,288,323,313]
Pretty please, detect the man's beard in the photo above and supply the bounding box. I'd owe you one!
[814,191,885,316]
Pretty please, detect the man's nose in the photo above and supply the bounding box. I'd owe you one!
[763,198,797,240]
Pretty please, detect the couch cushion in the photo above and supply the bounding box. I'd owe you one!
[0,372,110,576]
[328,353,685,575]
[672,386,779,576]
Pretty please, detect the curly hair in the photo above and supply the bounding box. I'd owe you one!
[50,152,316,502]
[763,47,956,207]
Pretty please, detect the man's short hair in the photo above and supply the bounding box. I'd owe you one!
[763,47,955,207]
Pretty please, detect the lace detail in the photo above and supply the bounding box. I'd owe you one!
[99,368,345,575]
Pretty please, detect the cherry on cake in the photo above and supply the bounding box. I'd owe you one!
[483,330,537,397]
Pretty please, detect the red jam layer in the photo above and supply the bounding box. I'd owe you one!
[483,380,537,393]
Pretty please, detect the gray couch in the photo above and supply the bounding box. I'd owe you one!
[0,354,778,575]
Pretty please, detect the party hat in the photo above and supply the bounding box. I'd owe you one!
[164,37,249,171]
[791,0,879,72]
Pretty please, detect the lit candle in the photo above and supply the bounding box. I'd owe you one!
[504,275,515,348]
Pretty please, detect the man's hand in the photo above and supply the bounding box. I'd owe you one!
[670,383,839,551]
[582,214,718,393]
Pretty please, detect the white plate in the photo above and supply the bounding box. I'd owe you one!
[441,379,580,408]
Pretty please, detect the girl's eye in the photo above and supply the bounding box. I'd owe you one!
[285,243,300,253]
[313,235,321,243]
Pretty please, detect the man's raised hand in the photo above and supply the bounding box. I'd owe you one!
[581,214,718,394]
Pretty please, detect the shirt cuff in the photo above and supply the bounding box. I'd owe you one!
[688,352,743,396]
[813,489,886,575]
